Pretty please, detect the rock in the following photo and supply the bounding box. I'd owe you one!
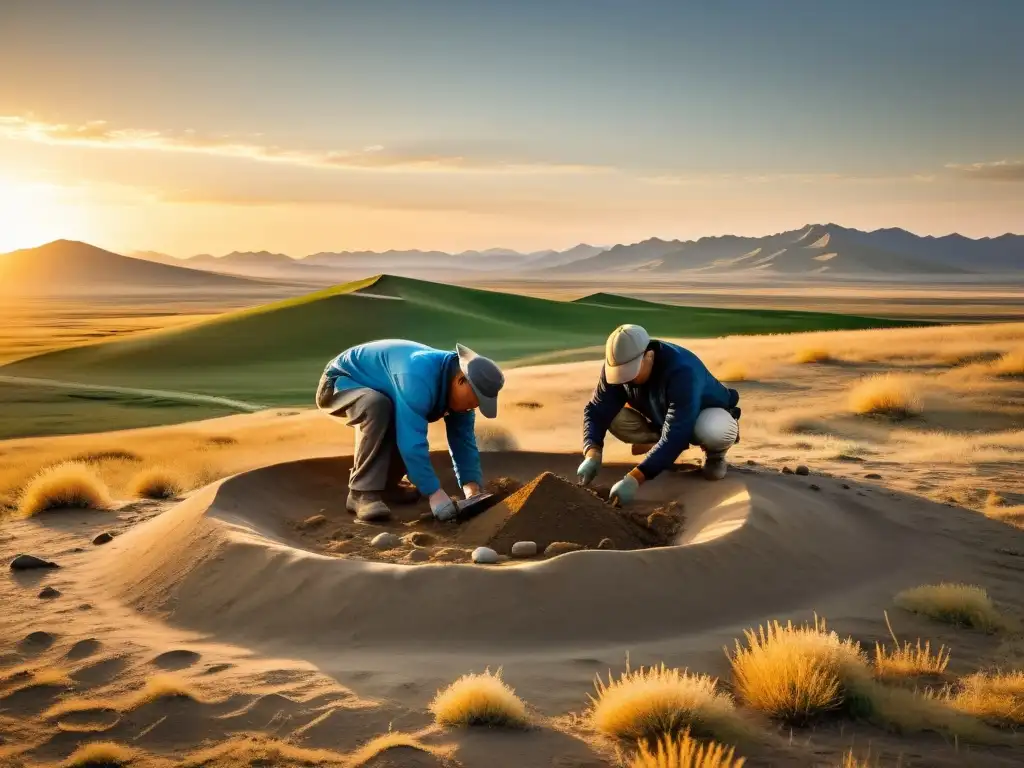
[809,484,821,491]
[511,541,538,558]
[406,548,431,563]
[544,541,582,557]
[299,514,327,530]
[406,532,435,547]
[795,465,810,476]
[370,533,401,550]
[781,466,794,475]
[865,473,882,480]
[92,532,114,545]
[597,538,615,550]
[472,546,499,564]
[38,586,61,599]
[841,484,851,490]
[10,554,59,570]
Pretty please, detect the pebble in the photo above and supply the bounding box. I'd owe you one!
[865,473,882,480]
[781,466,794,475]
[795,465,810,476]
[511,541,538,558]
[544,541,582,557]
[406,532,435,547]
[10,554,59,570]
[472,546,499,564]
[597,538,615,550]
[92,532,114,546]
[841,484,851,490]
[406,548,431,563]
[38,586,61,599]
[370,533,401,550]
[809,484,821,491]
[299,514,327,529]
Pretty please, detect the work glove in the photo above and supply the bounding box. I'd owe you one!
[577,449,602,486]
[609,473,640,507]
[429,489,458,522]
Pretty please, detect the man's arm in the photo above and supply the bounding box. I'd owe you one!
[391,377,442,496]
[583,367,628,454]
[444,409,483,491]
[636,372,700,480]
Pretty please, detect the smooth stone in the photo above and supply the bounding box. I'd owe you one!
[299,514,327,529]
[471,547,499,564]
[10,554,59,570]
[544,541,582,557]
[865,473,883,480]
[92,532,114,545]
[781,466,794,475]
[406,548,431,563]
[510,541,538,558]
[795,465,810,476]
[371,533,401,550]
[38,586,61,599]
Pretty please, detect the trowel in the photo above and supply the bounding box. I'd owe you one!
[454,492,497,521]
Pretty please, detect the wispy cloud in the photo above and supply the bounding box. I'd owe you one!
[640,171,936,186]
[947,160,1024,182]
[0,115,610,176]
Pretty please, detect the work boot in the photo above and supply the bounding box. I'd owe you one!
[346,490,391,522]
[383,476,421,505]
[702,450,729,481]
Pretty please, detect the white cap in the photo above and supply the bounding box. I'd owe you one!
[604,324,651,384]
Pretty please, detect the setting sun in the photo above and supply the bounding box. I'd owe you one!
[0,177,73,253]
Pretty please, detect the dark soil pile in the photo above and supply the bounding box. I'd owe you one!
[457,472,656,553]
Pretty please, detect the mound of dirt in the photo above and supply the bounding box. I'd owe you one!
[457,472,651,553]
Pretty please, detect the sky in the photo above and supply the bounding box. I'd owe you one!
[0,0,1021,256]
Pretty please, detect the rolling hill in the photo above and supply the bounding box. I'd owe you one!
[1,240,260,295]
[1,274,919,406]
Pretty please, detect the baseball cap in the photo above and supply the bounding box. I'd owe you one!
[456,343,504,418]
[604,324,651,384]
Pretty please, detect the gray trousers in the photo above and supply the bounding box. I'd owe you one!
[317,375,406,493]
[609,407,731,456]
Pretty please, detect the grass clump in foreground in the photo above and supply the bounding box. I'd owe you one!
[630,731,745,768]
[128,466,184,499]
[938,671,1024,727]
[62,741,136,767]
[429,668,529,728]
[847,374,923,419]
[588,663,745,744]
[18,461,111,516]
[894,583,1004,631]
[874,639,950,679]
[990,349,1024,378]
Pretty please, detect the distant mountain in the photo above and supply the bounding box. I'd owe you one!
[0,240,257,295]
[842,227,1024,272]
[217,251,295,264]
[546,238,686,274]
[130,249,182,265]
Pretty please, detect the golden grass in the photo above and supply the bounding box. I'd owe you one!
[940,671,1024,726]
[714,360,751,382]
[348,731,454,766]
[429,668,529,728]
[990,349,1024,378]
[728,617,870,724]
[847,374,923,419]
[62,741,137,767]
[793,346,833,364]
[180,735,346,767]
[17,461,111,516]
[588,663,742,743]
[629,731,745,768]
[128,466,183,499]
[838,752,870,768]
[46,674,206,718]
[874,639,950,679]
[894,584,1005,631]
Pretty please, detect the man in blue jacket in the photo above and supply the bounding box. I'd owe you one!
[577,324,740,506]
[315,340,505,522]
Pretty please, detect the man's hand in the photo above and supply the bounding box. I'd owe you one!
[577,448,602,486]
[429,489,458,521]
[462,481,482,499]
[609,473,641,506]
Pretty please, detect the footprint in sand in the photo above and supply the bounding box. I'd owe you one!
[65,638,103,661]
[72,656,131,687]
[17,631,56,654]
[53,707,121,732]
[151,649,202,670]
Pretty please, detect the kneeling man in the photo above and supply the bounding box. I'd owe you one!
[316,340,504,522]
[577,324,740,505]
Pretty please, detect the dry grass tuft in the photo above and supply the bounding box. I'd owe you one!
[940,671,1024,726]
[714,360,752,382]
[793,346,833,364]
[128,466,184,499]
[47,674,205,718]
[894,584,1004,631]
[847,375,923,419]
[728,617,870,724]
[62,741,137,767]
[18,461,111,516]
[429,668,529,728]
[630,731,745,768]
[180,735,346,766]
[990,349,1024,378]
[874,640,950,678]
[589,663,742,743]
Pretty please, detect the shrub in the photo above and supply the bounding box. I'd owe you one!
[128,467,183,499]
[589,663,740,743]
[630,731,745,768]
[894,584,1004,631]
[18,462,111,516]
[848,375,923,419]
[429,669,529,728]
[940,671,1024,726]
[874,639,950,678]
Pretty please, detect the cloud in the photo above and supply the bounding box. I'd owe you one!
[0,115,610,176]
[639,171,935,186]
[947,160,1024,182]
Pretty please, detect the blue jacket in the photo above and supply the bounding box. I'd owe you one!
[322,340,481,496]
[583,340,739,480]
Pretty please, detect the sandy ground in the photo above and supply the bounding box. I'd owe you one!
[2,322,1024,766]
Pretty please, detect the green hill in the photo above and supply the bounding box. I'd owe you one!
[1,275,920,407]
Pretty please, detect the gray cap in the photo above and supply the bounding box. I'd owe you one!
[456,343,504,419]
[604,324,651,384]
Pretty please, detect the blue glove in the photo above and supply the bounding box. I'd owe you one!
[577,453,602,486]
[609,474,640,506]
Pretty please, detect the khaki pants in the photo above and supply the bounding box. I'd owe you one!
[609,407,662,445]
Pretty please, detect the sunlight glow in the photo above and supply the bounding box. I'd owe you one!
[0,177,69,253]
